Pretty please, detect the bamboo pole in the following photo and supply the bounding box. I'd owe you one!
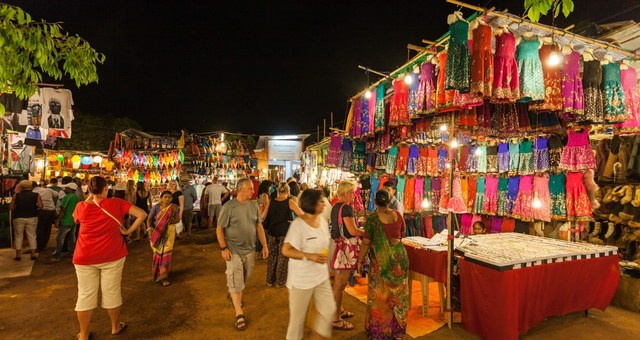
[446,111,455,330]
[323,118,326,138]
[330,112,334,129]
[446,0,640,58]
[407,43,426,52]
[357,65,388,78]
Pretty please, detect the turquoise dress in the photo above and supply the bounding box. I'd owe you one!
[602,62,627,122]
[516,37,544,102]
[445,20,470,93]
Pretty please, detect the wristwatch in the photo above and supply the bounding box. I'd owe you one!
[221,246,228,251]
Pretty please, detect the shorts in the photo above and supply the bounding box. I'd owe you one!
[225,252,255,293]
[208,204,222,222]
[74,257,126,311]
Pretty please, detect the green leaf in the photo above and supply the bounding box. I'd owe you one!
[562,0,572,18]
[528,6,540,22]
[0,103,5,118]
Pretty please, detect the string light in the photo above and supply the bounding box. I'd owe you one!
[404,73,413,85]
[548,46,562,66]
[421,198,431,209]
[364,89,372,99]
[532,197,542,209]
[220,133,225,142]
[450,139,459,148]
[475,147,482,156]
[439,124,447,132]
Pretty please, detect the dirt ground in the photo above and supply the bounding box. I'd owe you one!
[1,227,639,340]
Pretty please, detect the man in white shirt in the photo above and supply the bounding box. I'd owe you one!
[203,176,229,229]
[33,180,59,251]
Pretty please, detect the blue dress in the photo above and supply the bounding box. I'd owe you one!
[516,38,544,102]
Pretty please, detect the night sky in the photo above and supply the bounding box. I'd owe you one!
[11,0,640,136]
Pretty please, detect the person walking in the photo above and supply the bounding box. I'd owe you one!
[180,177,198,239]
[33,181,59,252]
[51,182,80,262]
[282,189,336,340]
[264,182,304,288]
[11,180,43,260]
[204,176,229,229]
[357,190,409,339]
[147,191,181,286]
[72,176,147,340]
[216,178,268,331]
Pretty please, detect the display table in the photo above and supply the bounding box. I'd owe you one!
[403,242,448,316]
[458,234,620,340]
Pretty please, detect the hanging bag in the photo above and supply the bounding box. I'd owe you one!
[331,204,361,271]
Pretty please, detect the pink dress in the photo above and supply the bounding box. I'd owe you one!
[417,62,437,114]
[559,128,596,171]
[512,175,534,221]
[561,51,584,114]
[532,174,551,222]
[447,172,467,214]
[482,175,499,215]
[326,133,342,167]
[620,67,640,130]
[492,32,520,102]
[349,98,362,138]
[565,172,592,222]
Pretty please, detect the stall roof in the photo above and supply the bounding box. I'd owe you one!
[306,136,331,151]
[254,134,310,151]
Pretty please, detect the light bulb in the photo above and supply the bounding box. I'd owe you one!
[450,139,459,148]
[421,198,431,209]
[404,74,413,85]
[475,147,482,156]
[439,124,447,132]
[445,162,451,169]
[532,197,542,209]
[364,89,372,99]
[548,50,561,66]
[220,133,225,142]
[262,168,267,173]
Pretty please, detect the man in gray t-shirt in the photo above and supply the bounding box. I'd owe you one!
[216,178,268,330]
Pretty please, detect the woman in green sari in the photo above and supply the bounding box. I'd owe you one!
[357,190,409,340]
[147,191,180,286]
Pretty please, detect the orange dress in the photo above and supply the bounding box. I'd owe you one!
[530,44,562,111]
[470,24,493,97]
[436,52,458,111]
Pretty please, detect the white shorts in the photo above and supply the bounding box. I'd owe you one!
[74,257,126,311]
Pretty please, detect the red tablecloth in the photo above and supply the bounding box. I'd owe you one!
[403,243,448,283]
[460,255,620,340]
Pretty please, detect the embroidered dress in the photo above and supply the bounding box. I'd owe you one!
[437,145,449,173]
[486,145,498,173]
[498,142,510,173]
[506,176,520,215]
[386,146,399,175]
[565,172,592,221]
[396,176,406,207]
[447,172,468,214]
[548,134,563,172]
[360,97,371,137]
[396,144,410,175]
[496,177,509,216]
[517,139,534,175]
[326,133,342,167]
[494,103,520,132]
[516,37,544,102]
[470,23,493,97]
[512,175,534,221]
[460,175,469,205]
[492,32,520,102]
[375,85,387,132]
[467,144,478,173]
[375,152,388,170]
[473,176,485,214]
[427,145,439,176]
[390,80,411,126]
[466,175,477,213]
[407,72,421,119]
[438,173,451,214]
[530,44,562,111]
[476,145,488,173]
[602,62,626,122]
[416,146,428,176]
[403,177,415,213]
[582,59,604,123]
[350,99,362,138]
[362,213,409,340]
[407,145,419,175]
[436,52,457,110]
[532,174,551,222]
[508,141,520,175]
[561,51,584,114]
[423,177,432,212]
[533,136,550,172]
[559,128,596,171]
[445,19,471,92]
[351,141,367,174]
[431,177,441,210]
[621,67,640,130]
[549,173,567,220]
[417,62,437,114]
[338,138,353,171]
[414,177,424,212]
[482,175,499,215]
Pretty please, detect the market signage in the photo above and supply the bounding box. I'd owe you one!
[268,140,302,160]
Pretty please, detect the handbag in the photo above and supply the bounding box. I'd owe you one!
[174,220,184,234]
[331,204,361,271]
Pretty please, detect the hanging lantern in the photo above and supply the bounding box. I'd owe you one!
[93,155,103,167]
[72,155,81,169]
[57,153,64,163]
[80,155,93,169]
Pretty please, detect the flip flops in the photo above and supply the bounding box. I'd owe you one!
[332,319,354,330]
[235,314,247,330]
[340,310,355,319]
[111,322,127,335]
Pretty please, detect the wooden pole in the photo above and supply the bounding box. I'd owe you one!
[357,65,388,78]
[330,112,334,129]
[446,0,640,58]
[323,118,326,138]
[407,43,426,52]
[317,125,320,143]
[446,111,455,330]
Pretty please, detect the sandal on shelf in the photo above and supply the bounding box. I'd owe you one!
[235,314,247,331]
[340,310,355,319]
[111,322,128,335]
[332,319,354,330]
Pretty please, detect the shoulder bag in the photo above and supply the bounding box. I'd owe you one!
[93,198,128,235]
[331,204,361,271]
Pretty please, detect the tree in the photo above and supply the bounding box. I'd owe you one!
[0,3,105,115]
[56,113,142,151]
[524,0,574,22]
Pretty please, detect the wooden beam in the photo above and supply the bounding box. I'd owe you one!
[407,43,425,52]
[357,65,388,78]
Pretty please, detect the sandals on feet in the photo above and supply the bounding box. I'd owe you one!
[332,319,354,330]
[111,322,128,335]
[235,314,247,330]
[340,310,355,319]
[75,332,95,339]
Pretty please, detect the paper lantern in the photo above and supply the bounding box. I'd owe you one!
[81,155,93,169]
[93,155,103,166]
[48,154,58,166]
[57,154,64,163]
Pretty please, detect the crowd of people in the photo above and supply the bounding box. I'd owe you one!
[10,172,465,340]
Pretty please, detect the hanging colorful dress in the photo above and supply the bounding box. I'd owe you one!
[350,99,362,138]
[530,44,563,111]
[368,86,377,134]
[390,79,410,126]
[620,66,640,130]
[338,138,353,171]
[436,52,457,110]
[561,50,584,114]
[445,19,471,92]
[408,72,421,119]
[565,172,592,221]
[602,62,626,122]
[559,128,596,171]
[351,141,367,174]
[326,133,342,167]
[492,32,520,102]
[417,61,437,114]
[360,96,371,137]
[516,37,545,102]
[470,23,493,97]
[375,85,387,132]
[512,175,534,221]
[447,172,468,214]
[582,59,604,123]
[532,174,551,222]
[549,173,567,220]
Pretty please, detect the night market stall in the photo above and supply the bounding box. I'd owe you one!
[329,1,639,338]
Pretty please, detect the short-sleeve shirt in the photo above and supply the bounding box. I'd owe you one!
[171,190,183,207]
[33,187,58,211]
[285,218,330,289]
[330,202,355,239]
[59,192,79,225]
[217,199,260,255]
[73,198,132,265]
[205,183,229,205]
